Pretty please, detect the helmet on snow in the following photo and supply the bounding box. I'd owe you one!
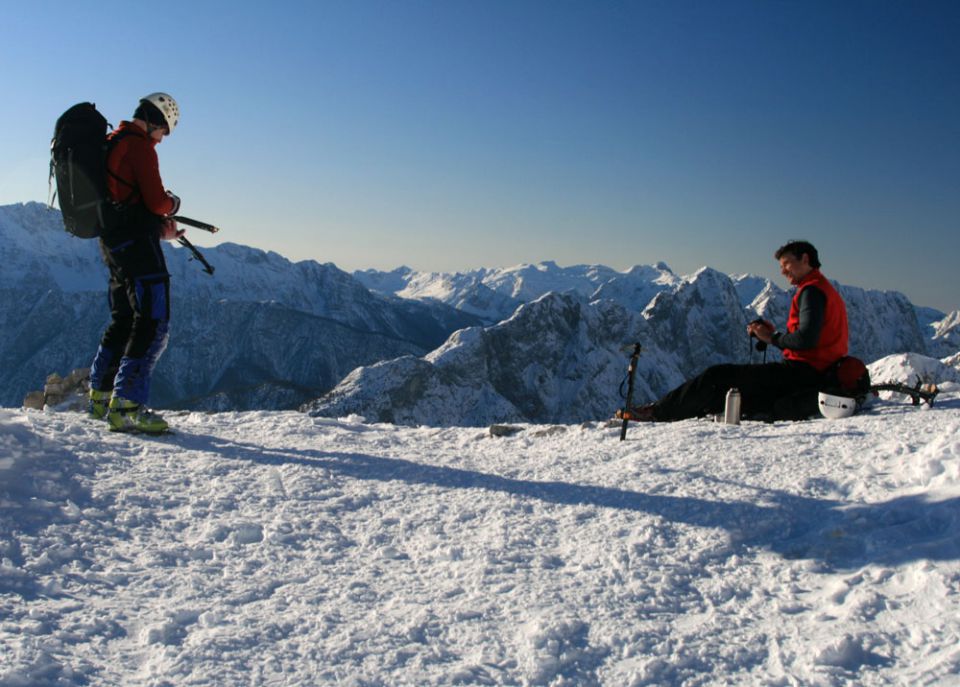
[139,92,180,133]
[818,391,857,420]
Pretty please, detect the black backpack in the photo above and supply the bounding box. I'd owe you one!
[50,103,129,238]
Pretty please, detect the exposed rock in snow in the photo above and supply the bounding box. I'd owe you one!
[642,267,753,378]
[928,310,960,359]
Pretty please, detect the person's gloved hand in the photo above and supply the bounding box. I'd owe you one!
[165,191,181,217]
[159,217,185,241]
[747,319,775,342]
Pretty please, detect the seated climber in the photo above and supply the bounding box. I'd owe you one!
[622,240,850,422]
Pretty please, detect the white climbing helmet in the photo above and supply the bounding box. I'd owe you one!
[140,92,180,133]
[818,391,857,420]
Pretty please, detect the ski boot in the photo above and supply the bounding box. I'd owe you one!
[88,389,111,420]
[107,396,169,434]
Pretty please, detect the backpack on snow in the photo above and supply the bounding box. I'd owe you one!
[771,356,871,421]
[823,356,871,401]
[49,102,130,238]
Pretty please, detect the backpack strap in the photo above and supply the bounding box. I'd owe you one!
[48,160,57,208]
[104,129,141,207]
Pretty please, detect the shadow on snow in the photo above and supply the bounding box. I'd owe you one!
[184,432,959,572]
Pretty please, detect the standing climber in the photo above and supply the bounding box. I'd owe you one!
[87,92,183,433]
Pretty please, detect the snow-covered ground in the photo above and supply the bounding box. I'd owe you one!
[2,392,960,686]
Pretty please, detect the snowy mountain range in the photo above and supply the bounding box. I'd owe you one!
[334,262,960,425]
[331,261,959,425]
[308,278,960,426]
[353,261,681,324]
[0,203,480,409]
[2,201,958,420]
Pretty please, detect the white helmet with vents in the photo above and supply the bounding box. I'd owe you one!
[818,392,857,419]
[140,92,180,133]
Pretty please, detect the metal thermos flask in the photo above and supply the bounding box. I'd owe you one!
[724,388,741,425]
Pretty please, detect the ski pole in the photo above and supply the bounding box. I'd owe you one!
[173,215,220,234]
[619,343,642,441]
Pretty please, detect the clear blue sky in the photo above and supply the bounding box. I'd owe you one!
[2,0,958,311]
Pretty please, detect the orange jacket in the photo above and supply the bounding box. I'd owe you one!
[782,269,849,371]
[106,121,176,217]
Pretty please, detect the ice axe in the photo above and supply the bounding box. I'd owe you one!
[618,343,642,441]
[173,215,220,234]
[172,215,219,276]
[870,381,939,407]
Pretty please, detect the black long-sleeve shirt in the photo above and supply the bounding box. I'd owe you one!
[772,286,826,351]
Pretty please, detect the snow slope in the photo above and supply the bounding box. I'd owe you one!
[3,389,960,685]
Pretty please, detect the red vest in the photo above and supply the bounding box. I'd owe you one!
[782,269,848,372]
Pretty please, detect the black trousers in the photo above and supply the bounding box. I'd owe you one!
[89,224,171,405]
[653,361,824,422]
